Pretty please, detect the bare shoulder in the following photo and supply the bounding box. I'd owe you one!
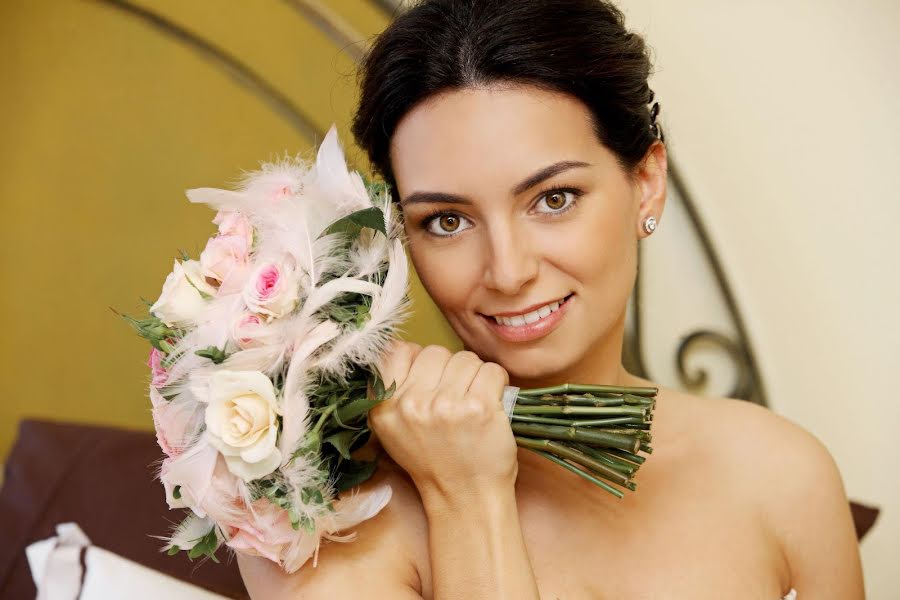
[666,388,864,596]
[236,455,428,599]
[673,389,846,507]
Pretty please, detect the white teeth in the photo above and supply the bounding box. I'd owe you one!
[492,297,566,327]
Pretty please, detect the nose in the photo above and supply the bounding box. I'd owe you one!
[481,220,540,296]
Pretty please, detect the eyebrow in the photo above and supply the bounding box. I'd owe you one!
[398,160,592,207]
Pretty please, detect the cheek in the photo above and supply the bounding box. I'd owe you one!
[545,202,634,279]
[408,240,480,314]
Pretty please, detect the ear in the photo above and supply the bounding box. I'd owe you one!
[633,140,668,239]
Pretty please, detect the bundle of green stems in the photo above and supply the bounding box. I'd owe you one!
[510,383,657,499]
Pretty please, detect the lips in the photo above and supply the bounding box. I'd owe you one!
[479,293,575,343]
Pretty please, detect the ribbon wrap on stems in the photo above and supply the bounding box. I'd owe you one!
[501,385,520,421]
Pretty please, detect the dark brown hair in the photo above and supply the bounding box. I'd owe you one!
[351,0,664,196]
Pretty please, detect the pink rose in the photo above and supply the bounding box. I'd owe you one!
[147,347,169,387]
[225,498,297,564]
[243,261,300,322]
[200,235,249,285]
[232,313,265,349]
[212,211,253,254]
[150,387,203,459]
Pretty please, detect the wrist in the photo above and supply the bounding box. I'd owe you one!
[418,479,517,518]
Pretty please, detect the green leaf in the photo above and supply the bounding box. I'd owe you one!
[321,207,386,240]
[372,372,386,400]
[354,303,371,329]
[324,430,358,460]
[195,345,227,364]
[186,527,221,563]
[333,459,379,493]
[167,545,181,556]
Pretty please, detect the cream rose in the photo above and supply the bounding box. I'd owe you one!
[150,259,218,327]
[242,261,300,322]
[203,370,282,482]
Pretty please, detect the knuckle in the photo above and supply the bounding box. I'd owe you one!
[398,395,427,424]
[421,344,451,360]
[462,393,490,417]
[432,394,458,422]
[481,361,509,385]
[454,350,482,364]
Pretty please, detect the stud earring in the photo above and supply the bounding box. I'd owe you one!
[643,215,657,234]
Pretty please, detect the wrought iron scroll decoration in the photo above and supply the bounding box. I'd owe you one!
[631,161,768,406]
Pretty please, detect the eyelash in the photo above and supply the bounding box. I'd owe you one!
[419,185,584,238]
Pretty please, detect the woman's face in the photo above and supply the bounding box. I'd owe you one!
[388,84,667,386]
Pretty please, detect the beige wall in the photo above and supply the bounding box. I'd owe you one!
[616,0,899,595]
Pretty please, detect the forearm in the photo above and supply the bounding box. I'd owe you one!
[420,486,541,600]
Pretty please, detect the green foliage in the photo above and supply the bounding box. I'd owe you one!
[321,206,387,239]
[186,527,221,563]
[168,523,221,564]
[195,345,228,364]
[332,459,379,494]
[116,310,181,351]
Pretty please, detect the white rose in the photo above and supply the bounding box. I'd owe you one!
[203,370,282,482]
[150,259,218,327]
[242,261,300,322]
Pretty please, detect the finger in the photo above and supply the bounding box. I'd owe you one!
[467,361,510,413]
[375,340,418,392]
[403,344,452,393]
[437,351,484,401]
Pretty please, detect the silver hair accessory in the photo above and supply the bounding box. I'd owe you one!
[643,216,657,234]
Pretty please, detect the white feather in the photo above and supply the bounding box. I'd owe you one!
[160,514,215,551]
[148,122,410,574]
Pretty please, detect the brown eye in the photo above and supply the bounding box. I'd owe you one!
[439,214,460,232]
[535,188,580,215]
[545,192,566,210]
[422,211,473,237]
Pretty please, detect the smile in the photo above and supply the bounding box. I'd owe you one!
[480,293,574,342]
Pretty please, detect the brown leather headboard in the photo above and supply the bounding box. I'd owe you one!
[0,419,249,599]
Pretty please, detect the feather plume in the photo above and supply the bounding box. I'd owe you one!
[142,122,408,574]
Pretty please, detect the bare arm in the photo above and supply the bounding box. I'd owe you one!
[726,399,865,599]
[419,484,540,600]
[773,422,865,598]
[235,466,425,599]
[370,342,543,600]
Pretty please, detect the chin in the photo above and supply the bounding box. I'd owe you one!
[494,345,575,381]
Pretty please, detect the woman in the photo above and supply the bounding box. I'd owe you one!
[237,0,864,597]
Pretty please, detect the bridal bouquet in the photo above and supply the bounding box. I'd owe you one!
[120,124,657,574]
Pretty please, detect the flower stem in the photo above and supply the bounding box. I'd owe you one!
[512,405,647,418]
[510,422,641,453]
[523,448,625,499]
[517,383,657,397]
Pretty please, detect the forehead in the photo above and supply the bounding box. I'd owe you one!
[388,85,605,198]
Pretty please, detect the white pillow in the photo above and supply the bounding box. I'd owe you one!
[26,522,230,600]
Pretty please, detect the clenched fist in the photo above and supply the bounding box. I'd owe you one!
[368,341,519,502]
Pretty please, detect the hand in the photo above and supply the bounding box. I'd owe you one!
[368,341,519,503]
